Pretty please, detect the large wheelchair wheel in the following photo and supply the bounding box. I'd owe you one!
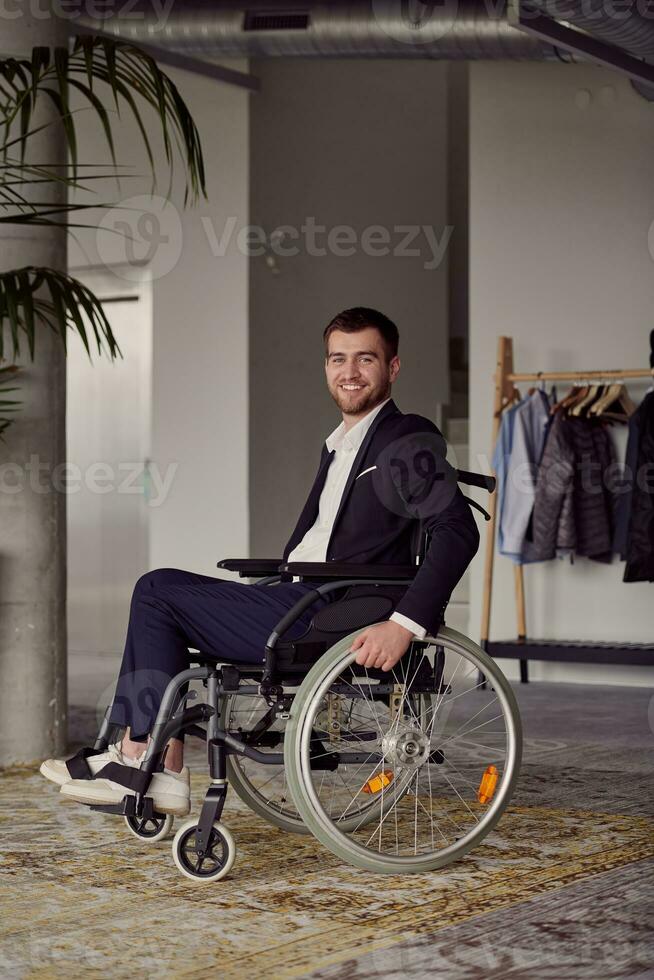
[221,687,416,836]
[284,626,522,875]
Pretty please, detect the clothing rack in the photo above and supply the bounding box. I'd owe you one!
[480,335,654,681]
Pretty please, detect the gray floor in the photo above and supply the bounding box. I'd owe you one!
[67,653,654,979]
[305,679,654,980]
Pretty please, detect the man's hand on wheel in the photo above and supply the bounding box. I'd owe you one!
[351,620,414,672]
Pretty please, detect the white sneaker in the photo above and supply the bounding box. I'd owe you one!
[60,766,191,816]
[39,741,138,786]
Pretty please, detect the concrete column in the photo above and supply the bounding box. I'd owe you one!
[0,7,68,764]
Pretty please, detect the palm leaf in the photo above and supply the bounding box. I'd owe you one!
[0,267,121,363]
[0,35,207,436]
[0,36,207,219]
[0,269,123,434]
[0,365,22,439]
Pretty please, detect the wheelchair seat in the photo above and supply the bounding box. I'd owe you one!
[273,582,411,677]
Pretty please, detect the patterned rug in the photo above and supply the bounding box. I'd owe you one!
[1,752,652,979]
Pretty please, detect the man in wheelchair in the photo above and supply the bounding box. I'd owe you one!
[40,307,511,879]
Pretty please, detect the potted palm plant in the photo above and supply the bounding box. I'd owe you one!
[0,31,207,766]
[0,34,207,430]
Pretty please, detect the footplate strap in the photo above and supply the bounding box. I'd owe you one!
[65,747,103,780]
[93,762,155,795]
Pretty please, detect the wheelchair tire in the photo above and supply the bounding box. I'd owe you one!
[284,626,522,875]
[172,819,236,882]
[124,812,174,843]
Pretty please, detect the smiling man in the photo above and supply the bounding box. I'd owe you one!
[284,306,480,673]
[41,306,480,817]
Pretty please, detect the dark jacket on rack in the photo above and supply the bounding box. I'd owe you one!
[623,390,654,582]
[613,403,642,559]
[531,414,616,562]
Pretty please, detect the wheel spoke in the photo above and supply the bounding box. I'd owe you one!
[295,633,519,866]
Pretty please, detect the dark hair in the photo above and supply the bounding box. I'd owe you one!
[323,307,399,362]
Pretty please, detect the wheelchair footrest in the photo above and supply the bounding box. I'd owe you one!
[89,794,160,818]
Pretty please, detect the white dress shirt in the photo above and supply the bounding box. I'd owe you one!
[288,398,427,639]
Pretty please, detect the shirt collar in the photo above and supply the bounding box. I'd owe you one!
[325,397,392,454]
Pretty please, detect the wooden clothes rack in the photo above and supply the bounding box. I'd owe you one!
[480,336,654,681]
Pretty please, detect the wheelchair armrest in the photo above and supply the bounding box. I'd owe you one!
[279,561,418,581]
[217,558,284,578]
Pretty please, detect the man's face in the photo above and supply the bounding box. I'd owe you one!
[325,327,400,422]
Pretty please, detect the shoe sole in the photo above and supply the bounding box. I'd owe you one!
[40,760,69,786]
[60,782,191,817]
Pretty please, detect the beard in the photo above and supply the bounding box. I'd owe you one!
[329,380,390,415]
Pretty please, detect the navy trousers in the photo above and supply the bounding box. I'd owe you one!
[108,568,331,740]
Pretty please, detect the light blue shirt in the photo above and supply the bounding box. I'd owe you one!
[498,390,551,563]
[492,400,522,556]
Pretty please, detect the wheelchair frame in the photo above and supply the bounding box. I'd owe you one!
[88,572,431,858]
[71,466,520,879]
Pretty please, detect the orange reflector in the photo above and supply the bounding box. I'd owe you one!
[362,770,394,794]
[477,764,499,804]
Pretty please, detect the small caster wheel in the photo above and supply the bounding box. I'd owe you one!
[124,812,174,843]
[172,819,236,882]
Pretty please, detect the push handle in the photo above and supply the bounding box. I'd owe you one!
[456,469,496,493]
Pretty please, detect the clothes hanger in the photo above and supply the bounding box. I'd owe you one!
[589,381,620,417]
[570,382,603,417]
[618,386,637,416]
[601,383,637,422]
[565,382,591,412]
[590,381,631,416]
[526,373,549,398]
[551,380,587,415]
[501,386,522,412]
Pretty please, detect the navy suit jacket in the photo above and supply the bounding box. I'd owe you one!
[282,399,480,635]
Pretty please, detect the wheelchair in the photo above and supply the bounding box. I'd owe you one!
[74,469,522,882]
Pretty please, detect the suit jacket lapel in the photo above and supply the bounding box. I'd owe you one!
[328,398,399,542]
[283,444,335,559]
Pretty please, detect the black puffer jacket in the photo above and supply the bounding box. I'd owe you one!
[624,391,654,582]
[531,414,616,563]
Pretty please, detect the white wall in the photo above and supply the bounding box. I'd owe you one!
[68,61,250,575]
[469,63,654,686]
[249,59,451,556]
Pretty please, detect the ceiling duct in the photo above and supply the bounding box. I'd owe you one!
[75,0,654,97]
[77,0,562,61]
[525,0,654,60]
